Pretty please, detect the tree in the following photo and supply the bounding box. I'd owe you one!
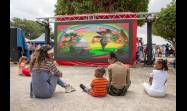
[54,0,149,26]
[153,0,176,48]
[10,20,14,27]
[50,32,55,40]
[10,17,45,39]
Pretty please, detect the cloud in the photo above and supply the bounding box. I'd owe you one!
[10,0,57,20]
[137,0,172,45]
[10,0,172,19]
[10,0,173,45]
[148,0,172,12]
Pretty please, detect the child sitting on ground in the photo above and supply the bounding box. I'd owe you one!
[18,56,30,76]
[80,67,108,97]
[143,59,169,97]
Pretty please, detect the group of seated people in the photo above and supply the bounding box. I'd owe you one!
[18,45,169,99]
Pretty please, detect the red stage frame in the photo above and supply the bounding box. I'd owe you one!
[54,12,137,66]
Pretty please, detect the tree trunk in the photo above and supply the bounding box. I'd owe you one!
[171,37,176,50]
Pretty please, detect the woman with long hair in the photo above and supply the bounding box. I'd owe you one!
[30,45,75,98]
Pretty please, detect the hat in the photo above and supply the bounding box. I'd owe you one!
[47,48,54,54]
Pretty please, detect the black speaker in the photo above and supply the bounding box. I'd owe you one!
[10,28,19,62]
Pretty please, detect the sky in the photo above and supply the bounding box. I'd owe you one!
[10,0,172,45]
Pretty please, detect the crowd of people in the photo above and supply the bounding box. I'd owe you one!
[136,38,176,67]
[155,44,175,57]
[17,44,169,99]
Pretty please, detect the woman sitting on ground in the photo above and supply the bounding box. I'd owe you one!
[30,45,75,98]
[107,52,131,96]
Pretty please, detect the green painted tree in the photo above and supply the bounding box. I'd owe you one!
[54,0,149,26]
[153,0,176,48]
[10,17,45,39]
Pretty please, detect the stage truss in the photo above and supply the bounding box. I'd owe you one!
[37,12,157,65]
[36,12,157,24]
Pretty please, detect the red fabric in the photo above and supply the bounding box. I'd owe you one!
[93,55,108,59]
[56,60,132,66]
[132,18,137,64]
[22,69,31,76]
[144,48,148,54]
[56,60,109,66]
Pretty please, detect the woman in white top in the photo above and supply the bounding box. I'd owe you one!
[143,59,169,97]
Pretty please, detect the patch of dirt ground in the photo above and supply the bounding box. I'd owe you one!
[10,64,176,111]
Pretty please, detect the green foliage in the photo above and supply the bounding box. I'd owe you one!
[64,32,78,37]
[153,0,176,47]
[112,35,118,41]
[10,17,45,39]
[76,37,81,42]
[50,32,55,39]
[54,0,149,26]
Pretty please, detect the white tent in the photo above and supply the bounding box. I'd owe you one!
[30,33,54,43]
[25,38,30,42]
[137,33,170,45]
[137,25,170,45]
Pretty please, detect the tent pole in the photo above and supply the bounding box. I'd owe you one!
[45,19,50,45]
[146,17,154,65]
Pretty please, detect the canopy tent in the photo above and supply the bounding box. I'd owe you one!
[25,38,30,42]
[16,28,28,50]
[137,33,170,45]
[30,33,54,43]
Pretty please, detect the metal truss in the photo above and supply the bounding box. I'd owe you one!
[37,12,157,24]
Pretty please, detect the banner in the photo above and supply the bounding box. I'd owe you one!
[55,20,136,65]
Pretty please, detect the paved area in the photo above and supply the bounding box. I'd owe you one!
[10,64,176,111]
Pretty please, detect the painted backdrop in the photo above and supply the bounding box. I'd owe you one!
[55,20,136,65]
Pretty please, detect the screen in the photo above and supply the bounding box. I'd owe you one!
[55,22,132,62]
